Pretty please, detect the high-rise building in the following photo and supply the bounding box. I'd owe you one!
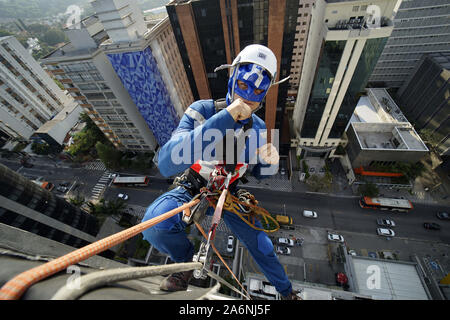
[291,0,400,159]
[369,0,450,90]
[0,162,104,254]
[41,0,193,152]
[166,0,300,149]
[0,36,75,141]
[288,0,316,99]
[396,52,450,157]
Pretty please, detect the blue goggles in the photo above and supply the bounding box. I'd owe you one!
[227,64,271,103]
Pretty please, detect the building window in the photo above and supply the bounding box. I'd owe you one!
[353,6,359,12]
[104,92,116,99]
[78,83,98,90]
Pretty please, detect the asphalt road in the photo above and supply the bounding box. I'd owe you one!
[4,158,450,246]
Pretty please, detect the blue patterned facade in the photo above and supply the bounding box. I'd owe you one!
[107,47,179,146]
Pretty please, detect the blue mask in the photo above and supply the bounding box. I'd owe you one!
[226,64,271,105]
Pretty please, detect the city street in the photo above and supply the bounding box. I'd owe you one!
[2,158,449,290]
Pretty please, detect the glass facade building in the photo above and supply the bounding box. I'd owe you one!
[301,40,346,138]
[396,53,450,156]
[237,0,269,49]
[167,0,299,153]
[192,0,228,100]
[329,37,388,139]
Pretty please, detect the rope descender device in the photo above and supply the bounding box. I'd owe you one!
[192,171,232,280]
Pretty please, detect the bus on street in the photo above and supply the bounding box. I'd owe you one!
[359,196,413,212]
[112,176,149,187]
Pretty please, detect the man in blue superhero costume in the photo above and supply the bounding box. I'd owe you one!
[141,45,299,299]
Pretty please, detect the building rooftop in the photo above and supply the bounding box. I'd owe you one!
[428,52,450,70]
[0,222,233,300]
[246,272,372,300]
[348,256,430,300]
[349,88,428,152]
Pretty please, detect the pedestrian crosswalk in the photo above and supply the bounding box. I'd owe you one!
[91,171,111,200]
[245,175,293,192]
[84,161,107,171]
[125,204,148,220]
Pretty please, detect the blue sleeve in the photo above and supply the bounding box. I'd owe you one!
[157,101,236,177]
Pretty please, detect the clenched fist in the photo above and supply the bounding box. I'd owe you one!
[257,143,279,165]
[226,98,253,122]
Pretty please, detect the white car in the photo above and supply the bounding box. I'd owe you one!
[303,210,318,219]
[377,228,395,237]
[377,219,396,227]
[277,237,294,247]
[117,193,129,201]
[328,233,344,243]
[348,250,357,256]
[227,235,234,253]
[276,246,291,255]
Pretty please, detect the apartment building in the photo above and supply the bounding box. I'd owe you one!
[291,0,400,159]
[41,0,193,152]
[288,0,316,99]
[0,36,74,141]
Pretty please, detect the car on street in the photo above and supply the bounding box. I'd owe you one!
[276,246,291,255]
[377,218,396,227]
[227,235,234,253]
[118,193,129,201]
[295,238,304,246]
[348,250,357,256]
[56,186,68,193]
[303,210,318,219]
[436,212,449,220]
[277,237,294,247]
[377,228,395,237]
[423,222,441,230]
[109,173,118,179]
[327,233,344,243]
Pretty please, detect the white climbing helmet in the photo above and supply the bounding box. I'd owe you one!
[215,44,290,106]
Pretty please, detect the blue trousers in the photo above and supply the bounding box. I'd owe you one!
[141,186,292,297]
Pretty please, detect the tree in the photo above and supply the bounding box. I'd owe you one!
[31,141,50,155]
[306,174,332,192]
[419,129,441,150]
[67,113,108,157]
[87,198,127,226]
[96,141,122,170]
[68,193,85,207]
[358,182,379,197]
[40,28,67,46]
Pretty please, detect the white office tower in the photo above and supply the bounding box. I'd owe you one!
[291,0,400,159]
[369,0,450,89]
[0,36,73,140]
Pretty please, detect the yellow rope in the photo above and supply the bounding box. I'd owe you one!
[207,190,280,233]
